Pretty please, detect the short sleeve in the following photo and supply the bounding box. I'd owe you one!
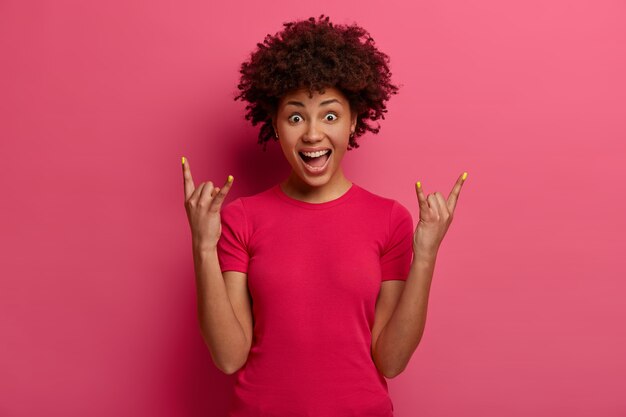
[380,200,414,281]
[216,198,250,274]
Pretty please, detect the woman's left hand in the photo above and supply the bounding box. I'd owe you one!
[413,172,468,255]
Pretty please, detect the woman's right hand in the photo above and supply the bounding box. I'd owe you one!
[182,156,234,251]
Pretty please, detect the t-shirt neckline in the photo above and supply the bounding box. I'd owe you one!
[273,182,359,209]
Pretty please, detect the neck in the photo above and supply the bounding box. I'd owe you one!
[281,169,352,204]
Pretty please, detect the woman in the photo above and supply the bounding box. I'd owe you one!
[182,14,468,416]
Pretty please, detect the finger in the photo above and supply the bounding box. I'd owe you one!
[427,193,441,215]
[198,181,215,208]
[190,181,207,204]
[209,175,234,213]
[434,192,450,217]
[447,172,467,214]
[415,180,429,209]
[211,187,220,198]
[182,157,196,202]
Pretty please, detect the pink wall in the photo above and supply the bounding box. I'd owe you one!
[1,0,625,416]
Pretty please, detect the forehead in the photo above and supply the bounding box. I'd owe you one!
[279,86,347,107]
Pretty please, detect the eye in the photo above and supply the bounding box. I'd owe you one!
[325,113,338,122]
[288,114,302,123]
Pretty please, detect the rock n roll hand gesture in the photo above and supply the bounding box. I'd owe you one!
[182,156,234,251]
[413,172,468,255]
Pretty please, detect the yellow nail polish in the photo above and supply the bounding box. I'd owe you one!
[462,172,468,181]
[228,175,234,183]
[182,156,186,165]
[416,181,421,189]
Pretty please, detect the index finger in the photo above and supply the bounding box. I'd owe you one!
[447,171,468,214]
[415,180,429,209]
[182,156,196,201]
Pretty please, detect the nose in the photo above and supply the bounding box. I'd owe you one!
[303,120,324,143]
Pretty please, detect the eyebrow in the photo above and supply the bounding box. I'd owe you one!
[284,98,342,108]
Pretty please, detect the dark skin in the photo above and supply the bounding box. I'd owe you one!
[372,172,469,378]
[181,156,233,251]
[180,162,470,379]
[413,172,468,254]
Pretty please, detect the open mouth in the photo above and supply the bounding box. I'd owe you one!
[298,149,332,168]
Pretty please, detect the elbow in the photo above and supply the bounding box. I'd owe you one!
[383,364,406,379]
[221,351,250,375]
[213,357,235,375]
[375,357,404,380]
[202,332,250,376]
[221,361,242,375]
[221,356,248,375]
[222,364,239,376]
[207,348,246,376]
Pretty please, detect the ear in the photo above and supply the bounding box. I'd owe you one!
[350,111,357,133]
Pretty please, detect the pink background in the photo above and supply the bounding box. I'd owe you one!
[1,0,625,416]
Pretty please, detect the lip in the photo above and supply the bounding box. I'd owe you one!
[298,149,332,175]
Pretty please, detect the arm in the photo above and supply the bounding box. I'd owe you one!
[374,172,467,378]
[372,250,437,378]
[193,245,251,375]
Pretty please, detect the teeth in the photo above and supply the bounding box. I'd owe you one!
[301,149,330,158]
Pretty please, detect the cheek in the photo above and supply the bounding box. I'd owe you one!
[331,146,347,163]
[278,139,298,161]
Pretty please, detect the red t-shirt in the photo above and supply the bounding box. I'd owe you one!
[217,182,414,416]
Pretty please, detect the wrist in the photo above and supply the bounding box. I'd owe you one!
[412,246,438,264]
[192,241,218,257]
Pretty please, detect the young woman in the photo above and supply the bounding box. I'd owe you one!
[182,15,468,416]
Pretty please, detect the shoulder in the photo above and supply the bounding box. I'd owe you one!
[222,184,276,213]
[220,184,280,232]
[354,184,412,220]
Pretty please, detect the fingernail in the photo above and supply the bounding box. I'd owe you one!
[182,156,186,165]
[228,175,234,183]
[416,181,421,189]
[462,172,468,181]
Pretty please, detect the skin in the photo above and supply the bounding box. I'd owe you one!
[182,85,469,378]
[373,173,468,377]
[181,157,232,250]
[271,86,357,204]
[413,174,467,254]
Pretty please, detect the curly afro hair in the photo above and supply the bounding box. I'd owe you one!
[234,14,400,151]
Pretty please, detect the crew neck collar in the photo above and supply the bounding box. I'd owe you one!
[273,182,359,209]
